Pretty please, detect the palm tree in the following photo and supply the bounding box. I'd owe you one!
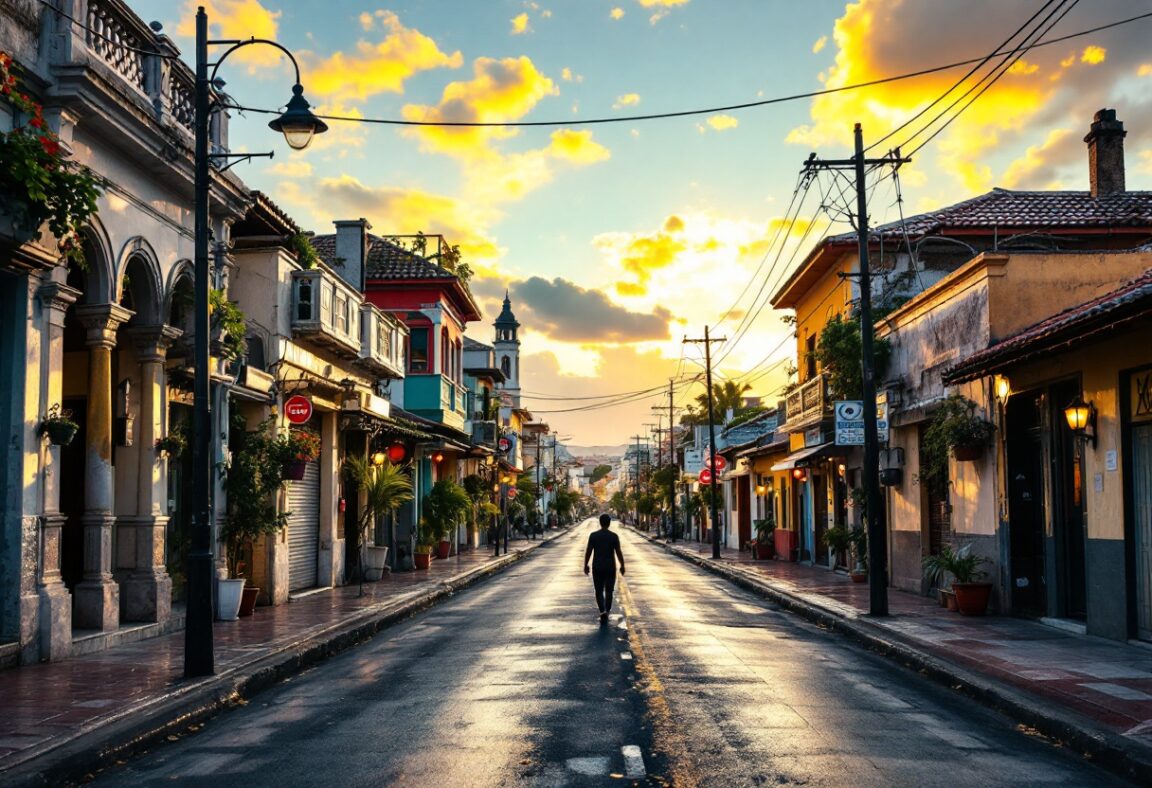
[344,456,413,593]
[683,380,753,426]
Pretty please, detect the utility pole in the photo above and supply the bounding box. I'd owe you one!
[668,379,678,542]
[629,434,645,528]
[535,431,544,525]
[802,125,910,617]
[684,326,726,559]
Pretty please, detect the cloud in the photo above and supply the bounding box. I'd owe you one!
[177,0,282,71]
[610,7,625,20]
[812,35,828,54]
[511,13,531,35]
[265,160,313,177]
[1001,128,1078,189]
[613,93,641,109]
[547,129,611,164]
[561,67,584,83]
[699,114,739,133]
[512,277,672,342]
[401,56,559,158]
[785,0,1152,195]
[303,11,462,102]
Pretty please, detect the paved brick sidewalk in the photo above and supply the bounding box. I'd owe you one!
[643,533,1152,780]
[0,532,566,785]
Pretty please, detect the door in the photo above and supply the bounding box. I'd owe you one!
[737,477,752,549]
[813,472,828,565]
[286,459,321,591]
[1007,390,1047,618]
[1133,422,1152,640]
[1050,379,1087,620]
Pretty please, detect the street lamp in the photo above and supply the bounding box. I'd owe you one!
[186,6,327,678]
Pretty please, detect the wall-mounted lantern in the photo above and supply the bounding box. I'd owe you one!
[1063,395,1097,449]
[994,374,1011,401]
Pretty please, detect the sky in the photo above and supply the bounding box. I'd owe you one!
[131,0,1152,446]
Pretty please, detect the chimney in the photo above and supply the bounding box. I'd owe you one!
[1084,108,1126,198]
[333,218,371,290]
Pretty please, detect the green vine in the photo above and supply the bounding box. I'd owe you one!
[918,393,995,492]
[811,313,891,402]
[210,288,247,363]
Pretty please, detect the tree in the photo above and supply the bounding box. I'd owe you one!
[811,313,891,402]
[590,464,612,485]
[681,380,753,426]
[609,491,628,517]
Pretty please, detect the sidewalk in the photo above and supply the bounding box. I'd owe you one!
[636,530,1152,782]
[0,530,572,787]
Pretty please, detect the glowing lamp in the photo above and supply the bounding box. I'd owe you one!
[387,443,406,463]
[432,451,444,463]
[268,84,328,150]
[994,374,1011,401]
[1063,395,1096,449]
[371,451,386,466]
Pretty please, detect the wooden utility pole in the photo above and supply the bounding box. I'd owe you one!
[668,379,678,542]
[801,126,910,617]
[684,326,726,559]
[629,434,646,528]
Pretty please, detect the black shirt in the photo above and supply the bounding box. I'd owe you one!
[585,529,623,573]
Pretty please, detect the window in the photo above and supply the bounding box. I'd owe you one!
[296,279,312,321]
[335,292,349,335]
[500,355,511,377]
[409,328,429,372]
[245,334,266,370]
[441,328,450,375]
[805,334,817,380]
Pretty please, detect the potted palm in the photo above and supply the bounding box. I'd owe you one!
[823,524,853,570]
[221,417,290,619]
[848,525,868,582]
[923,543,992,615]
[753,517,775,559]
[424,478,471,559]
[344,455,413,591]
[39,404,79,446]
[413,519,435,569]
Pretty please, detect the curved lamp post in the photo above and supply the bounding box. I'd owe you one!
[186,6,327,678]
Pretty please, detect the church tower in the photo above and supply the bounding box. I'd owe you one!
[494,291,521,408]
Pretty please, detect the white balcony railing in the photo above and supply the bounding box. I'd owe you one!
[357,303,405,378]
[291,269,360,356]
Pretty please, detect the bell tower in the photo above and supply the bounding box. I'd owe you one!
[493,291,521,408]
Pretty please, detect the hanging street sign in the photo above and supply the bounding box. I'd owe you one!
[498,437,512,453]
[284,395,313,425]
[706,454,728,472]
[506,487,518,498]
[834,399,889,445]
[699,468,713,485]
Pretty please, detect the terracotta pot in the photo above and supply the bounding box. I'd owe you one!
[850,570,868,583]
[238,586,260,617]
[414,551,432,570]
[943,589,959,612]
[952,582,992,616]
[952,443,983,462]
[282,460,307,481]
[436,540,451,560]
[755,542,774,560]
[774,528,797,562]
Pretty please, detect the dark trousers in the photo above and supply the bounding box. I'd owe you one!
[592,568,617,614]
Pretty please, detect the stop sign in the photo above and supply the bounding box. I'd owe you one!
[498,437,511,453]
[699,468,713,485]
[507,487,518,498]
[284,395,313,425]
[707,454,728,472]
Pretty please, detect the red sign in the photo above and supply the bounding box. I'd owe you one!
[284,395,313,425]
[506,487,518,498]
[699,468,713,485]
[498,437,512,453]
[707,454,728,472]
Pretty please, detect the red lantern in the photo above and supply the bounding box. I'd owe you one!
[387,443,407,463]
[792,467,808,482]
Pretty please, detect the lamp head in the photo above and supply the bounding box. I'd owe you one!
[1063,395,1092,432]
[268,84,328,150]
[371,451,386,467]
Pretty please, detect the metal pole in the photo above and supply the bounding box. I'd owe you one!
[854,123,888,617]
[185,6,215,677]
[704,326,721,559]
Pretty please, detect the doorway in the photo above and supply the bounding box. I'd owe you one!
[1006,389,1047,618]
[1050,379,1087,620]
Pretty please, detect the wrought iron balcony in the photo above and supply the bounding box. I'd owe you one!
[782,373,830,432]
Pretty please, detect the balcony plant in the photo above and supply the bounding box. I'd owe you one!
[919,394,996,490]
[344,455,413,591]
[39,403,78,446]
[0,52,101,264]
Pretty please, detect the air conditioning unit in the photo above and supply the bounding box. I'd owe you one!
[472,421,497,446]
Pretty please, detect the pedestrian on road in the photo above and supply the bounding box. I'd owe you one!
[584,514,625,624]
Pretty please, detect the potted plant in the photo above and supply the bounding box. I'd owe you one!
[922,543,992,615]
[921,394,996,489]
[753,517,775,559]
[413,519,435,569]
[155,424,187,457]
[823,524,853,570]
[279,428,321,480]
[424,478,471,559]
[849,525,868,582]
[220,417,290,619]
[0,52,102,264]
[344,455,413,592]
[39,403,78,446]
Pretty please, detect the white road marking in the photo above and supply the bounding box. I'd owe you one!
[622,745,646,779]
[566,756,611,776]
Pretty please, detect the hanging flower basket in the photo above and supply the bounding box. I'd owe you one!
[952,443,984,462]
[39,404,78,446]
[282,460,308,481]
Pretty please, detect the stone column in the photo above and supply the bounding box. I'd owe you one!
[120,325,181,622]
[73,303,133,630]
[32,281,82,660]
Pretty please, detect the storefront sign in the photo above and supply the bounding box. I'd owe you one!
[284,395,313,425]
[834,400,889,445]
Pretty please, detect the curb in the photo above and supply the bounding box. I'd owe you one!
[628,528,1152,783]
[5,528,573,787]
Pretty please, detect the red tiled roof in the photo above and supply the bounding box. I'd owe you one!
[945,265,1152,383]
[310,234,457,280]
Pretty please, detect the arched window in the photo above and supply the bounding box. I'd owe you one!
[500,355,511,377]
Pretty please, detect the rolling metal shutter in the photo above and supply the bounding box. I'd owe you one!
[286,459,321,591]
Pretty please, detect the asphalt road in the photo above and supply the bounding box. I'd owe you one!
[91,520,1125,787]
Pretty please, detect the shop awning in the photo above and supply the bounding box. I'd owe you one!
[770,442,836,472]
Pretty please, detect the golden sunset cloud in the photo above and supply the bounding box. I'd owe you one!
[610,8,625,21]
[613,93,641,109]
[548,129,612,164]
[703,114,739,132]
[178,0,282,71]
[304,11,463,102]
[511,13,531,35]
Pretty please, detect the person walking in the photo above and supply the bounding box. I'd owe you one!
[584,514,625,623]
